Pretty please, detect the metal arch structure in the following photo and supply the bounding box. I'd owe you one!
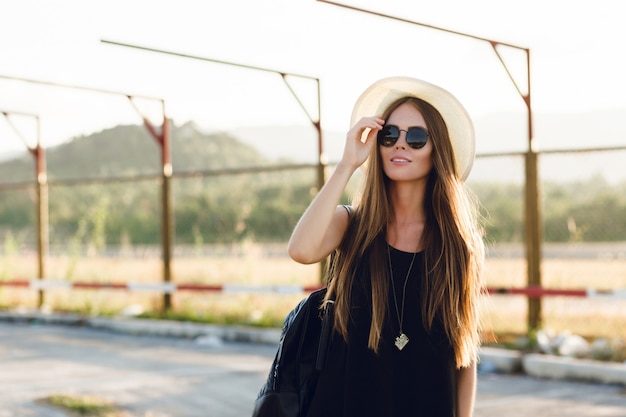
[0,75,174,311]
[100,39,326,195]
[316,0,542,333]
[0,110,48,307]
[100,39,328,281]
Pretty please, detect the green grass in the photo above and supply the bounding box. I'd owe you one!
[38,394,121,416]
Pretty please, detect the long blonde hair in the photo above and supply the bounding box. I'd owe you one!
[325,97,484,368]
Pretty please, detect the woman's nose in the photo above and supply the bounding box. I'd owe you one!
[394,131,408,148]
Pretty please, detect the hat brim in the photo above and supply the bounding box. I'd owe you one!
[350,76,475,181]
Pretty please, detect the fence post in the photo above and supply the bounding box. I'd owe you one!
[34,141,49,308]
[161,115,173,311]
[525,132,542,333]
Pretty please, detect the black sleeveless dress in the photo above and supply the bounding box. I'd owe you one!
[305,246,458,417]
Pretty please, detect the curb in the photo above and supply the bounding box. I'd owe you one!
[1,310,624,386]
[523,353,626,385]
[0,310,282,345]
[479,347,523,374]
[88,316,283,345]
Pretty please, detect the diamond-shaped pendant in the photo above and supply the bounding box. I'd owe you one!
[395,332,409,350]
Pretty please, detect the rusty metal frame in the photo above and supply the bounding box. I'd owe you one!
[100,39,328,280]
[100,40,326,192]
[0,75,174,310]
[0,110,47,306]
[316,0,542,332]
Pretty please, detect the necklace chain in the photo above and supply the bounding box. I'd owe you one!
[386,243,417,351]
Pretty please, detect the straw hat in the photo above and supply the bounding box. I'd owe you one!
[350,76,475,180]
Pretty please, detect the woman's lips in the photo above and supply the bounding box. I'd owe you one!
[390,155,411,163]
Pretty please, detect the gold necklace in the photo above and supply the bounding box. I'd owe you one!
[386,244,417,351]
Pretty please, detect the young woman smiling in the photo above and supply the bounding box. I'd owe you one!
[288,76,484,417]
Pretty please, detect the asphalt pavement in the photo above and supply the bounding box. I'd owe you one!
[1,322,625,417]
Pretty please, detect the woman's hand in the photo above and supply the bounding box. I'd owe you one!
[288,116,383,264]
[288,116,382,264]
[339,116,384,170]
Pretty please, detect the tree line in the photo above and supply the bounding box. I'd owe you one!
[1,173,625,252]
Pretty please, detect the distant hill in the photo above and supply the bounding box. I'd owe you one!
[0,121,270,182]
[0,118,624,246]
[1,109,624,184]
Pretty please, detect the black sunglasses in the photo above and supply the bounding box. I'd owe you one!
[377,125,429,149]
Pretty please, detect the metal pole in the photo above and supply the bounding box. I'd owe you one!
[101,40,319,81]
[487,43,542,331]
[523,51,542,332]
[129,97,173,311]
[1,111,48,308]
[161,112,173,311]
[313,78,328,283]
[33,119,49,308]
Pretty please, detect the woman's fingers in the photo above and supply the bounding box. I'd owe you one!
[342,116,384,168]
[347,116,384,142]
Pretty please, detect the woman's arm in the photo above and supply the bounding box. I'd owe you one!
[456,362,477,417]
[287,164,355,264]
[287,116,383,264]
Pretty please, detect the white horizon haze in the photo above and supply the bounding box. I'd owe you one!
[1,0,624,158]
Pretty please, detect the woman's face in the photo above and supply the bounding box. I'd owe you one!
[379,101,433,183]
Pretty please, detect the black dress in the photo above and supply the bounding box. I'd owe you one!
[305,246,458,417]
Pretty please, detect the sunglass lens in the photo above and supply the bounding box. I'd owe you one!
[406,128,428,149]
[378,125,400,147]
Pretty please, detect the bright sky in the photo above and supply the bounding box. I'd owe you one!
[1,0,625,153]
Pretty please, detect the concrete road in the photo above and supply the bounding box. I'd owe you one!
[1,322,625,417]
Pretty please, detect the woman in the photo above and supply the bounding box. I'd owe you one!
[288,76,484,417]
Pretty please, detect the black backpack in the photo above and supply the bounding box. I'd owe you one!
[252,288,334,417]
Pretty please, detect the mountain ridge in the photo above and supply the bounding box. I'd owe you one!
[0,121,270,182]
[1,109,624,184]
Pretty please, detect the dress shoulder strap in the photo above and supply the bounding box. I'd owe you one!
[342,204,354,217]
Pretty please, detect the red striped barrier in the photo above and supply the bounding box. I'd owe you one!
[0,280,323,294]
[0,280,30,288]
[486,287,587,298]
[1,279,625,299]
